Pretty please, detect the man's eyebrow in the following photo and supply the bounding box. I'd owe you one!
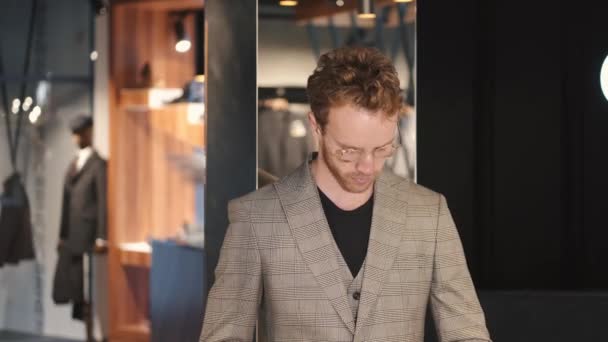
[376,137,395,148]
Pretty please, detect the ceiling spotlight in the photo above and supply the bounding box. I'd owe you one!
[174,17,191,53]
[357,0,376,19]
[336,0,345,6]
[279,0,298,6]
[12,98,20,114]
[394,0,414,2]
[29,106,41,124]
[22,96,33,112]
[175,39,191,53]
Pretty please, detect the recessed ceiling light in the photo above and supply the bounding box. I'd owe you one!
[279,0,298,6]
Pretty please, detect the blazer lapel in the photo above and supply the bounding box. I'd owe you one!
[274,162,356,334]
[72,152,97,183]
[355,170,410,336]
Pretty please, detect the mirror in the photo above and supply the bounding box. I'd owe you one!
[258,0,417,184]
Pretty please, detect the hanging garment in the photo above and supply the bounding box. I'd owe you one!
[258,108,313,178]
[0,173,35,267]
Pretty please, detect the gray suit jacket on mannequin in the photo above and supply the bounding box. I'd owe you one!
[201,157,491,342]
[53,151,107,319]
[60,151,107,254]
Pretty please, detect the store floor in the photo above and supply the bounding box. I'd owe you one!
[0,331,80,342]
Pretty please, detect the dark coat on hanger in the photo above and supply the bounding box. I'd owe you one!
[0,173,35,267]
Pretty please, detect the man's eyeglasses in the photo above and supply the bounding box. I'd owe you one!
[320,130,400,163]
[331,143,400,162]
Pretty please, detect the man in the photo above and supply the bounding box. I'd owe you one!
[200,47,491,342]
[52,114,107,341]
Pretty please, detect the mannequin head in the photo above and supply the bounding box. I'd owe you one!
[72,127,93,149]
[70,115,94,149]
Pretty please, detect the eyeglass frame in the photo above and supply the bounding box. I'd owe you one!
[318,125,402,163]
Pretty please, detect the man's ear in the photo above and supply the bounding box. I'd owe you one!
[308,112,320,135]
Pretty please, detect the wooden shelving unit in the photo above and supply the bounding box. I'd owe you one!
[118,243,152,268]
[108,1,204,341]
[115,322,151,341]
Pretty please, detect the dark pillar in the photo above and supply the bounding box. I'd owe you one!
[204,0,257,293]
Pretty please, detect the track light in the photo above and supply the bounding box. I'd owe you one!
[29,106,42,124]
[12,98,20,114]
[22,97,33,112]
[174,17,191,53]
[357,0,376,19]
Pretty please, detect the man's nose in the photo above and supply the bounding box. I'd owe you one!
[355,153,375,175]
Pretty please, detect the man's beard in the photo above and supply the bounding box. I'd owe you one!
[320,141,377,194]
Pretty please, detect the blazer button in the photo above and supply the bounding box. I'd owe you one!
[352,291,361,300]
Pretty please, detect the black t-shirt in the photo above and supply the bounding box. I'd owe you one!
[318,188,373,277]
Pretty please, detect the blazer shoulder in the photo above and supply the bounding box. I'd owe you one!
[229,184,279,209]
[408,182,441,198]
[92,153,107,168]
[228,184,282,223]
[232,183,279,204]
[382,171,442,204]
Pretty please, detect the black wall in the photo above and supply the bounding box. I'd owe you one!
[417,0,608,290]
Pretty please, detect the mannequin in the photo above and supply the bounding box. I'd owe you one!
[52,114,107,341]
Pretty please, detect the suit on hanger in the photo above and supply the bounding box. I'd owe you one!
[0,173,35,267]
[258,108,313,178]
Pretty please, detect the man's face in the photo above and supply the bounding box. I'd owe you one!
[313,104,398,194]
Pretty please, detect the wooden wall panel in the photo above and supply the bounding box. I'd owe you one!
[111,5,196,90]
[114,104,203,243]
[109,1,203,340]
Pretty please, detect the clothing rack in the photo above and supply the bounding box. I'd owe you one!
[258,86,308,104]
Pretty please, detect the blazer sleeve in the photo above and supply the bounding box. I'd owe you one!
[95,160,108,240]
[200,199,263,342]
[429,194,492,342]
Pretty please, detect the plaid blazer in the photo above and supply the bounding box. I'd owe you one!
[200,161,491,342]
